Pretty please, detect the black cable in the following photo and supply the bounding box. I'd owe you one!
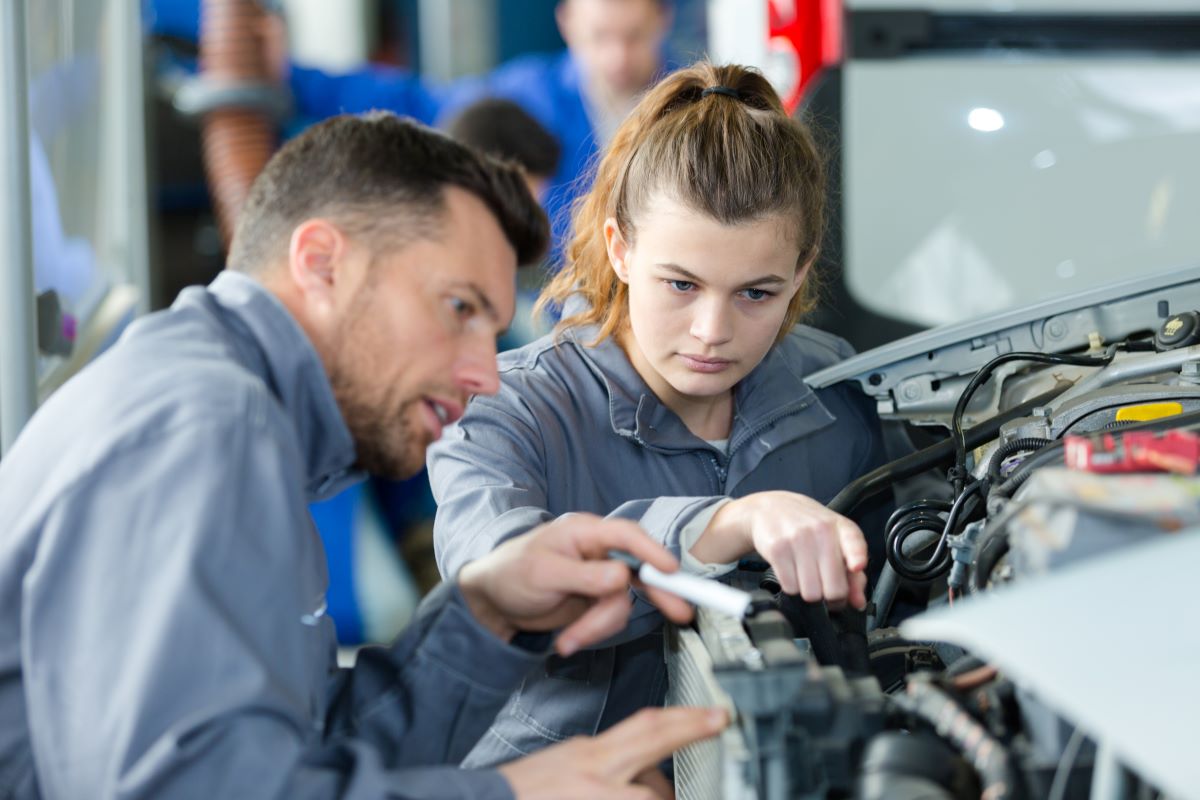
[887,479,988,583]
[950,350,1116,493]
[986,437,1052,482]
[991,441,1067,498]
[883,499,952,582]
[829,387,1069,517]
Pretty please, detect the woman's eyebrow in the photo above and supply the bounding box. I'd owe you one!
[655,263,788,287]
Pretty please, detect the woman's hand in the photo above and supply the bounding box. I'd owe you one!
[690,491,868,609]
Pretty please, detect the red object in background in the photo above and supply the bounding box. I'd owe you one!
[1064,430,1200,475]
[768,0,843,113]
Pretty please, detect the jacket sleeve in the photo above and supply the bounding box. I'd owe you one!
[427,390,725,645]
[22,411,538,800]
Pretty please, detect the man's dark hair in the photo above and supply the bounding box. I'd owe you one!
[444,99,562,180]
[228,112,549,271]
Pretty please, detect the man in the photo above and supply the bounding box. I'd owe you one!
[287,0,673,258]
[0,113,723,799]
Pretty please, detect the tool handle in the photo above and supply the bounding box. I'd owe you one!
[637,563,752,619]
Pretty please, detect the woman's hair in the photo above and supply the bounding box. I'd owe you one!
[537,62,826,344]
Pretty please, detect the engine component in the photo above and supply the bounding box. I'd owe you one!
[1155,310,1200,351]
[855,732,980,800]
[667,602,886,800]
[890,676,1023,798]
[1063,429,1200,475]
[994,468,1200,576]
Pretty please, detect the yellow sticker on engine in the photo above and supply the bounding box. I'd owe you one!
[1115,402,1184,422]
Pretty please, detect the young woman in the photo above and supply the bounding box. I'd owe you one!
[427,62,888,768]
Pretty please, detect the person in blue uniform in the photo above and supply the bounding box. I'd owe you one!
[288,0,673,260]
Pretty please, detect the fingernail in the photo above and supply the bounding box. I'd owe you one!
[707,709,727,728]
[558,639,577,657]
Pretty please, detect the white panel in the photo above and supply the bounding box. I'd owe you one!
[902,531,1200,800]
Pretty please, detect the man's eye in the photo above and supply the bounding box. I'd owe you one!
[449,297,476,319]
[668,280,695,292]
[741,288,772,302]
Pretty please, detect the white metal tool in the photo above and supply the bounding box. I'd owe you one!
[608,549,756,619]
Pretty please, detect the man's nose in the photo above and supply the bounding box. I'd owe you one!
[453,338,501,396]
[690,297,734,346]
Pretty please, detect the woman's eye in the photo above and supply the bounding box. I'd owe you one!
[668,280,695,292]
[741,288,771,302]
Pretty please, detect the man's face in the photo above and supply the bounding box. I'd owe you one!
[326,188,517,479]
[558,0,669,98]
[607,194,804,409]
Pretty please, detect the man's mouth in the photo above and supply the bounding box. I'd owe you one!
[422,397,464,431]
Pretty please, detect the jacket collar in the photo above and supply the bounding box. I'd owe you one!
[565,317,822,456]
[196,271,361,500]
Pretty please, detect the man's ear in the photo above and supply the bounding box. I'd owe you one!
[287,219,348,314]
[604,217,631,284]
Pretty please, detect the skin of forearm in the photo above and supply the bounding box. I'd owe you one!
[687,497,754,565]
[456,563,518,643]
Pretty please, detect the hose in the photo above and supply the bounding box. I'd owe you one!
[950,350,1116,493]
[894,678,1023,800]
[828,387,1068,518]
[200,0,277,247]
[886,480,987,584]
[985,437,1052,482]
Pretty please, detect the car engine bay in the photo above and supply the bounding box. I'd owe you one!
[668,267,1200,800]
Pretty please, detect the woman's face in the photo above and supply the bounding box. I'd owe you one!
[605,194,806,404]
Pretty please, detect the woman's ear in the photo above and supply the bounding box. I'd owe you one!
[791,257,813,297]
[604,217,632,284]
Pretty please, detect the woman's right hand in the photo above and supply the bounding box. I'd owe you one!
[689,491,868,609]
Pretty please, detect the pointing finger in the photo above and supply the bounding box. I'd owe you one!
[836,517,868,573]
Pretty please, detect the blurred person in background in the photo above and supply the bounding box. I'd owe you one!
[287,0,674,261]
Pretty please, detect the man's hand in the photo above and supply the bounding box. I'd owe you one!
[498,706,728,800]
[458,515,694,656]
[690,491,868,609]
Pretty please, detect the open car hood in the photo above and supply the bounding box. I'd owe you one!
[807,263,1200,424]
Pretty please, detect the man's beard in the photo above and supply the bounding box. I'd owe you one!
[325,293,428,480]
[331,377,428,480]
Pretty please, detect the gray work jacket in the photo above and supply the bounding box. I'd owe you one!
[0,271,542,799]
[427,320,888,767]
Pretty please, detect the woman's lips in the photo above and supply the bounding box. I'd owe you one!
[678,354,734,373]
